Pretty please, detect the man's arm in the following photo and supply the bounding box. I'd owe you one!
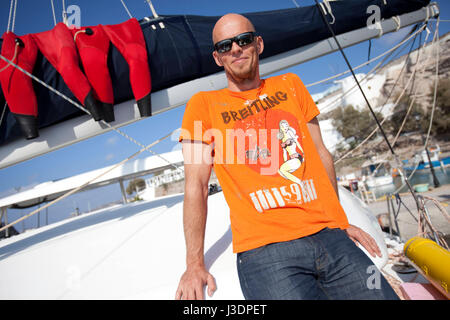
[307,117,381,258]
[175,141,217,300]
[307,117,339,199]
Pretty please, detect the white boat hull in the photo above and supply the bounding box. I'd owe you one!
[0,186,387,299]
[366,176,394,188]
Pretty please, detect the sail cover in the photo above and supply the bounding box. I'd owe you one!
[0,0,431,145]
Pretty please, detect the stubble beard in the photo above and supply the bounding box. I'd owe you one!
[228,58,258,84]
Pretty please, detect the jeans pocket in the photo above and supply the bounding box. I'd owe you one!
[237,245,267,265]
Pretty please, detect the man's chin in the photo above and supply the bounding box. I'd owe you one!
[231,68,256,82]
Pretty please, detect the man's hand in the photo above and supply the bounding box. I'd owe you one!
[345,224,382,258]
[175,265,217,300]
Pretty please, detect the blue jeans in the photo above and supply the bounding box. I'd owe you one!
[236,227,399,300]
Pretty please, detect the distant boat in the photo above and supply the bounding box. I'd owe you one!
[402,145,450,172]
[361,159,394,189]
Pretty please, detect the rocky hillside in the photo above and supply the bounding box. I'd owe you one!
[380,32,450,111]
[315,31,450,169]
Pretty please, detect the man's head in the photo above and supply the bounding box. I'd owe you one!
[212,14,264,88]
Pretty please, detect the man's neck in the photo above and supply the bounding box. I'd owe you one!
[227,75,262,92]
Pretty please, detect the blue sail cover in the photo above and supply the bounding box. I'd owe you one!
[0,0,430,145]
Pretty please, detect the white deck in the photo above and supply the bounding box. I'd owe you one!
[0,192,242,299]
[0,186,389,299]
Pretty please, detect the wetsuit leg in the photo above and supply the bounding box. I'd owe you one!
[32,23,103,121]
[102,18,152,117]
[0,32,39,139]
[72,26,115,122]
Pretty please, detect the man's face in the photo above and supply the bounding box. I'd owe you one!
[212,17,263,83]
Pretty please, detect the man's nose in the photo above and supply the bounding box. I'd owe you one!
[230,41,243,54]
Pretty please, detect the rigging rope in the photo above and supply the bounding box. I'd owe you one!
[145,0,159,19]
[62,0,70,26]
[424,18,440,149]
[0,129,178,234]
[6,0,18,33]
[6,0,14,33]
[417,195,450,250]
[334,21,440,176]
[388,19,441,194]
[305,24,426,89]
[11,0,17,33]
[50,0,57,26]
[315,0,395,156]
[0,102,7,128]
[0,42,19,73]
[335,21,436,164]
[387,32,424,149]
[382,22,437,153]
[61,0,67,25]
[119,0,133,19]
[335,19,446,246]
[314,25,426,114]
[318,50,401,114]
[314,0,420,207]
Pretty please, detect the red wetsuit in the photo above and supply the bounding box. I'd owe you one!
[32,23,104,121]
[72,25,115,122]
[0,32,39,139]
[102,18,152,117]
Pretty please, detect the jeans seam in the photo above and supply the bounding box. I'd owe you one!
[317,279,332,300]
[314,236,329,276]
[237,254,252,299]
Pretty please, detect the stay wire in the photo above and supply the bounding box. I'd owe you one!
[363,20,438,176]
[50,0,57,26]
[119,0,133,18]
[0,102,7,128]
[305,23,425,89]
[313,0,419,206]
[316,24,426,114]
[335,22,431,164]
[424,17,440,148]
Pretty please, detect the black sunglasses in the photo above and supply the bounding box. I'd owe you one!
[214,32,257,53]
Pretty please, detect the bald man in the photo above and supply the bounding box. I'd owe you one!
[175,13,398,300]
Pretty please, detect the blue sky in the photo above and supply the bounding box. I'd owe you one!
[0,0,449,231]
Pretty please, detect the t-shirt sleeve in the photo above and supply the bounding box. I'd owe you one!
[288,73,320,123]
[179,92,213,144]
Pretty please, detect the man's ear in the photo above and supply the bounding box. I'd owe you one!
[257,36,264,55]
[212,51,223,67]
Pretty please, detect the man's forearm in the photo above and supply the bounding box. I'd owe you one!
[183,185,209,267]
[318,147,339,200]
[306,118,339,199]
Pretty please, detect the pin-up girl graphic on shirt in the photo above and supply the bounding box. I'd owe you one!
[277,120,305,184]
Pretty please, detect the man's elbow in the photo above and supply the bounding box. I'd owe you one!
[185,178,210,200]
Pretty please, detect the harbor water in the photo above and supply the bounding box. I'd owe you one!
[368,167,450,199]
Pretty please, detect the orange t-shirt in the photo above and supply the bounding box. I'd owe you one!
[179,73,349,253]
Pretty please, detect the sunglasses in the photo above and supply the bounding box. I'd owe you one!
[214,32,257,53]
